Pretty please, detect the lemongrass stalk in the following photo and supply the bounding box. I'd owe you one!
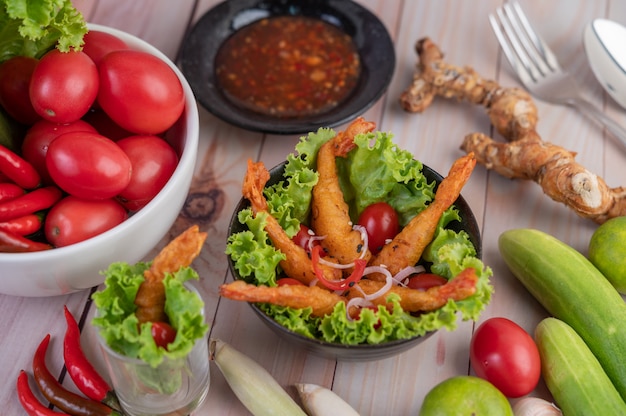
[209,339,306,416]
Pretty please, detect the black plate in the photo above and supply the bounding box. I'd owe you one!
[180,0,395,135]
[227,161,482,361]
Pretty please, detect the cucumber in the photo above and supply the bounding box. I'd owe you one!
[535,317,626,415]
[499,228,626,402]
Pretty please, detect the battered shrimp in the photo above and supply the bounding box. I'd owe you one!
[311,117,376,267]
[368,152,477,279]
[347,268,478,313]
[243,159,342,285]
[134,225,207,324]
[219,280,345,317]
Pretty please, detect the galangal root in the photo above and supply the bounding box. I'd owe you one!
[400,37,626,224]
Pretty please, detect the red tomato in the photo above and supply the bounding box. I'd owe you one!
[82,30,129,66]
[406,273,448,290]
[97,50,184,134]
[81,108,133,141]
[29,50,99,123]
[277,278,305,286]
[22,119,97,184]
[44,196,127,247]
[357,202,399,254]
[0,56,41,125]
[116,135,178,210]
[151,321,177,350]
[46,131,132,200]
[470,317,541,398]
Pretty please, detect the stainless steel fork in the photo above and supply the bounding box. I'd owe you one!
[489,1,626,148]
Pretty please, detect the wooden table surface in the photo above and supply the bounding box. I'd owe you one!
[3,0,626,414]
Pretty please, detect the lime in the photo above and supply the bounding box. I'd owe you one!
[419,376,513,416]
[588,216,626,294]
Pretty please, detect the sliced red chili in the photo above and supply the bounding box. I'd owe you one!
[0,186,62,222]
[311,245,367,291]
[0,229,51,252]
[0,144,41,189]
[63,306,121,411]
[33,334,120,416]
[16,370,70,416]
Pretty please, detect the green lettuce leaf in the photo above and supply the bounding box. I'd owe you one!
[91,262,209,368]
[0,0,87,63]
[226,127,493,345]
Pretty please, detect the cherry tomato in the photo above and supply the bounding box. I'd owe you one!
[22,119,97,184]
[116,135,178,211]
[29,49,99,123]
[97,50,184,134]
[406,273,448,290]
[82,30,129,66]
[470,317,541,398]
[82,108,133,141]
[277,278,305,286]
[46,131,132,200]
[151,321,177,350]
[357,202,399,254]
[0,56,41,125]
[44,196,127,247]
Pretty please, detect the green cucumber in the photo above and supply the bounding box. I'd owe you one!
[499,228,626,402]
[535,317,626,415]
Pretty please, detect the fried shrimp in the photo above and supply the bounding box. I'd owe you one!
[134,225,207,324]
[347,268,478,313]
[368,152,476,279]
[311,117,376,267]
[243,159,342,285]
[219,280,345,317]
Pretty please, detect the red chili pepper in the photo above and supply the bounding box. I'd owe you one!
[0,229,51,252]
[0,182,25,202]
[0,213,42,235]
[311,245,367,291]
[63,307,122,411]
[0,143,41,189]
[32,334,121,416]
[0,186,62,222]
[16,370,70,416]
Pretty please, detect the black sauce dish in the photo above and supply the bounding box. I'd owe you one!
[180,0,395,135]
[226,161,482,361]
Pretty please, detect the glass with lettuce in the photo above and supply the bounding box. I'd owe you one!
[92,259,210,416]
[226,126,493,346]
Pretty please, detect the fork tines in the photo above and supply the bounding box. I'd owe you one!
[489,1,560,84]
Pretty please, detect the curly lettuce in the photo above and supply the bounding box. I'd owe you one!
[226,127,493,345]
[0,0,87,63]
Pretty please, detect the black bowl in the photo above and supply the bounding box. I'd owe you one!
[180,0,395,135]
[227,161,481,361]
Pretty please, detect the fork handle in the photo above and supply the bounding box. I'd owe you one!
[569,98,626,150]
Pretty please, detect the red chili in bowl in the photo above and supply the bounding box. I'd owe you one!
[215,15,361,117]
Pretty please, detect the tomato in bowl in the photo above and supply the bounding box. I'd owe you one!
[0,24,199,297]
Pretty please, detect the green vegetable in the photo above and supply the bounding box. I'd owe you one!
[535,317,626,416]
[499,228,626,403]
[0,0,87,63]
[210,339,307,416]
[91,262,209,368]
[226,127,493,345]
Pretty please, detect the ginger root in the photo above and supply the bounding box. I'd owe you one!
[400,37,626,224]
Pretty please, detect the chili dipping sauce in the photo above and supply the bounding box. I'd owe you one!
[215,15,361,118]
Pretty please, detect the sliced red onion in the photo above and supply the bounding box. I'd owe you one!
[393,265,426,285]
[357,266,394,301]
[352,224,369,259]
[345,297,374,321]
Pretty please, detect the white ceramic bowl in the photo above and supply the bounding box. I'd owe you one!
[0,24,199,297]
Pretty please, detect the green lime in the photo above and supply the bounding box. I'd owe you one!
[419,376,513,416]
[588,216,626,294]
